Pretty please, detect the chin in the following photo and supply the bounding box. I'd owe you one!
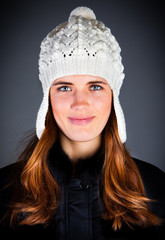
[70,137,94,142]
[66,131,99,142]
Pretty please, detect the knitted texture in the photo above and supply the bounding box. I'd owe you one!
[36,6,127,143]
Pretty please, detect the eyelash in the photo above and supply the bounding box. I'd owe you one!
[57,85,103,92]
[90,85,103,91]
[57,86,71,92]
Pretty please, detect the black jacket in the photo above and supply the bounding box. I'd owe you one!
[0,143,165,239]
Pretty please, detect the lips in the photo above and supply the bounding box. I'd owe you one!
[68,116,95,126]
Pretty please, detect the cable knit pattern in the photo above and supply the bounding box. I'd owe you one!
[36,6,127,143]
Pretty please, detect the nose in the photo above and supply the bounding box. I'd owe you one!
[71,90,89,110]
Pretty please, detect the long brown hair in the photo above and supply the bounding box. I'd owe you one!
[7,100,161,230]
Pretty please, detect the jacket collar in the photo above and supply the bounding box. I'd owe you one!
[47,141,105,186]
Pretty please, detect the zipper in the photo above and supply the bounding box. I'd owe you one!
[64,185,69,240]
[64,178,93,240]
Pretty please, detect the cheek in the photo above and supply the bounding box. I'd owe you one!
[51,97,68,119]
[93,94,112,116]
[96,95,112,133]
[50,90,67,120]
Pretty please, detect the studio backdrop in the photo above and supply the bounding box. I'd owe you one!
[0,0,164,171]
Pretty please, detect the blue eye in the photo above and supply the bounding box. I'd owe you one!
[58,86,71,92]
[90,85,102,91]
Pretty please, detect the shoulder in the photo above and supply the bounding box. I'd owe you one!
[0,163,21,219]
[133,157,165,218]
[0,163,18,190]
[0,161,23,195]
[133,158,165,190]
[133,157,165,180]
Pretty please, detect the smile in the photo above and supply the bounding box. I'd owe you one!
[68,116,95,126]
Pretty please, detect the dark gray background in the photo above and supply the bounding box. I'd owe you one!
[0,0,164,171]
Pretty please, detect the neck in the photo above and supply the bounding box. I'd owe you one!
[59,133,102,163]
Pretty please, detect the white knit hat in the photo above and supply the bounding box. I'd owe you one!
[36,6,127,143]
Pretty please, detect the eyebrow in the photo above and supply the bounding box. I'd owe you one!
[53,81,107,86]
[88,81,107,85]
[53,81,73,86]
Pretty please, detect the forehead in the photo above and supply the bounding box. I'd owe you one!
[54,75,107,83]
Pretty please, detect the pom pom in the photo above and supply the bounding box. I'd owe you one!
[68,6,96,21]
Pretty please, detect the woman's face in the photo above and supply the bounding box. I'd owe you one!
[50,75,112,143]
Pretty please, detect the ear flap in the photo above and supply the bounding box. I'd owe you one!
[36,87,50,139]
[112,89,127,143]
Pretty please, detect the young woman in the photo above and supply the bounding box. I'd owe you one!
[0,6,164,239]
